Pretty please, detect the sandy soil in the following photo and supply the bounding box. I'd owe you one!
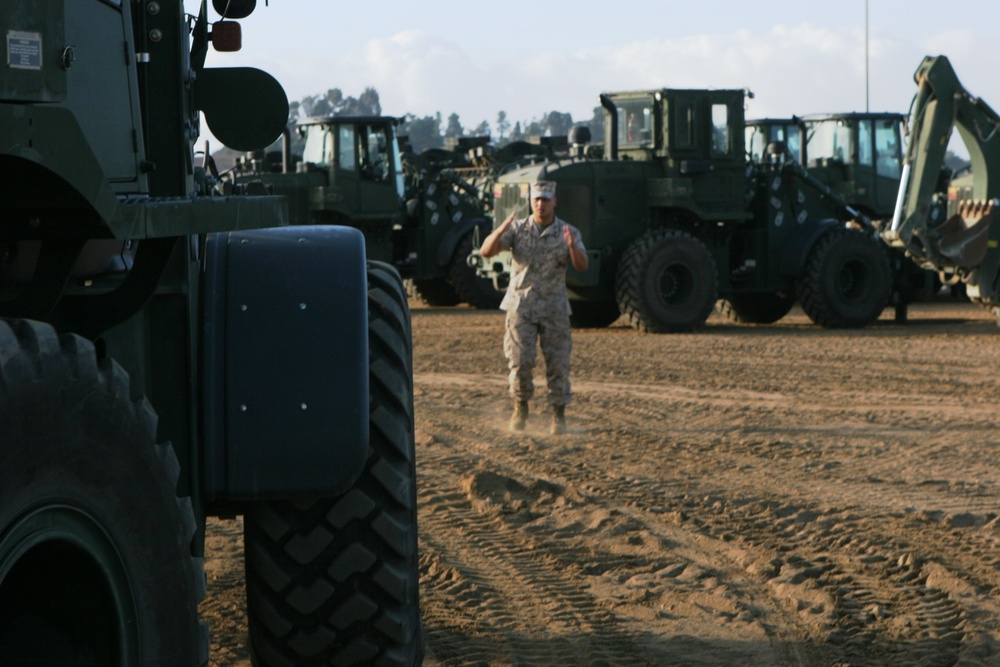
[201,297,1000,666]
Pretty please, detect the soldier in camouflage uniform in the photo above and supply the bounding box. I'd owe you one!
[480,180,589,434]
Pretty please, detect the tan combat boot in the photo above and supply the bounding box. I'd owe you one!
[509,400,528,431]
[550,405,567,435]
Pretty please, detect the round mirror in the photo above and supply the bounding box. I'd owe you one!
[212,0,256,20]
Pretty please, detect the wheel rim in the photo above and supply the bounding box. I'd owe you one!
[658,262,695,306]
[0,506,139,666]
[835,258,870,301]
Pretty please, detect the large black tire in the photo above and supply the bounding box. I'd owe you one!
[448,232,502,310]
[245,262,422,667]
[616,229,718,333]
[406,276,460,307]
[0,319,204,666]
[716,292,796,324]
[569,300,621,328]
[796,228,891,328]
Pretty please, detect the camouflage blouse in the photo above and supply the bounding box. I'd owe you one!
[497,215,586,318]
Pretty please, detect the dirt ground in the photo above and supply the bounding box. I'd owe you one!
[201,297,1000,667]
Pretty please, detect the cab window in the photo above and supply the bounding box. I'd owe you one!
[785,125,802,161]
[745,125,766,162]
[807,120,852,164]
[858,119,873,167]
[301,127,333,168]
[617,98,654,146]
[338,125,356,171]
[359,125,390,182]
[875,120,902,178]
[711,104,731,155]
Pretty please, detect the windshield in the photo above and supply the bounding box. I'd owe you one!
[616,98,654,146]
[358,125,390,182]
[390,127,404,197]
[746,123,801,162]
[745,125,767,162]
[807,119,852,164]
[875,119,902,178]
[301,126,333,168]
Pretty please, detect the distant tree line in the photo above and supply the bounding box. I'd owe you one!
[285,87,605,154]
[257,86,973,173]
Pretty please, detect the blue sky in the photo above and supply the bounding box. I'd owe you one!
[195,1,998,146]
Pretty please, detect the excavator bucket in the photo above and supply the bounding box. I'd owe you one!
[934,199,993,268]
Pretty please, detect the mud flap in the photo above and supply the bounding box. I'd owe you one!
[201,226,369,501]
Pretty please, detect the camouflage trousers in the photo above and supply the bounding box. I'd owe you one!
[503,310,572,406]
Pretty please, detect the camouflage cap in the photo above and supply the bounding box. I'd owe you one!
[530,180,556,200]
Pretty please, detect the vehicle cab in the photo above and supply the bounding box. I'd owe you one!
[297,116,405,223]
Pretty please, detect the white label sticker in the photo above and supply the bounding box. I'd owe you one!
[7,31,42,70]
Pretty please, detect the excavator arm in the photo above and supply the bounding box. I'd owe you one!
[886,55,1000,305]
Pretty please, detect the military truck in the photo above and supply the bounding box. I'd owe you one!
[475,88,891,332]
[884,55,1000,324]
[0,2,421,665]
[746,113,941,318]
[233,115,502,309]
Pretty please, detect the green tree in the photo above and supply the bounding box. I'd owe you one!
[292,87,381,119]
[399,113,443,153]
[496,111,510,141]
[508,121,524,143]
[541,110,574,137]
[444,113,464,139]
[523,118,544,139]
[356,87,382,116]
[470,120,491,138]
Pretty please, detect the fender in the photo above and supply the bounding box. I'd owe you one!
[779,218,841,277]
[435,217,491,267]
[202,226,369,501]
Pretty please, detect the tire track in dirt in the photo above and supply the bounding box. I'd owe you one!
[411,303,1000,666]
[416,404,813,665]
[417,450,649,665]
[416,367,1000,666]
[678,497,984,665]
[415,372,998,420]
[418,370,1000,520]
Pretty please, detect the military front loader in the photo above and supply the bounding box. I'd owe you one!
[746,112,942,319]
[233,115,502,309]
[885,54,1000,324]
[475,88,891,332]
[0,2,421,666]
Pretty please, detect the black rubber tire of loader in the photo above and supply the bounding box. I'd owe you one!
[716,292,796,324]
[0,319,205,667]
[569,300,621,329]
[406,276,461,307]
[616,229,718,333]
[796,228,891,329]
[449,232,502,310]
[244,261,422,667]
